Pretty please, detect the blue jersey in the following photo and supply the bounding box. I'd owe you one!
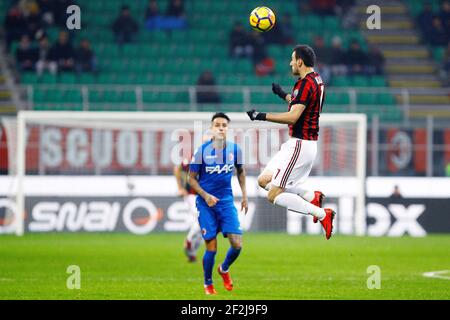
[189,140,243,203]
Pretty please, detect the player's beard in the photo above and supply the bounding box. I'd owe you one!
[291,67,299,76]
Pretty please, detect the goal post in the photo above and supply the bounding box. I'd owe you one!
[9,111,367,236]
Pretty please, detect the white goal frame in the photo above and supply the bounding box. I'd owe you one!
[14,111,367,236]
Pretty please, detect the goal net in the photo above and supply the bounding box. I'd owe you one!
[1,111,366,236]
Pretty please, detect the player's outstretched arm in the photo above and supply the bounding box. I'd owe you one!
[236,167,248,214]
[246,104,306,125]
[188,171,219,207]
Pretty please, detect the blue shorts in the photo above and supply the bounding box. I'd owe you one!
[196,198,242,240]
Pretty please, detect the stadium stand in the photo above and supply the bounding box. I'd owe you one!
[1,0,447,121]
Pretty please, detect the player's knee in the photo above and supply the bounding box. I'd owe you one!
[257,174,270,189]
[257,176,266,189]
[231,240,242,250]
[229,235,242,249]
[205,238,217,251]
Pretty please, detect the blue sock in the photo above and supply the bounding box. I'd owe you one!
[203,250,216,285]
[221,247,241,273]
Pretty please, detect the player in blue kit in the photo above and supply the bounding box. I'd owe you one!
[188,112,248,295]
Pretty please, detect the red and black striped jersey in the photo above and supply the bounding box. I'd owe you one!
[288,71,325,140]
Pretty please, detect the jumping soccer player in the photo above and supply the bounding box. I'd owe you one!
[188,112,248,295]
[246,44,336,240]
[174,158,202,262]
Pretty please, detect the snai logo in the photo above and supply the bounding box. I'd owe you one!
[205,164,234,174]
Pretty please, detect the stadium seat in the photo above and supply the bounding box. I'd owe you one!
[358,93,377,105]
[378,93,396,105]
[352,76,370,87]
[65,90,83,103]
[78,73,96,84]
[370,76,387,87]
[332,76,351,87]
[40,74,58,84]
[222,92,244,104]
[250,92,280,105]
[21,73,39,85]
[60,73,77,84]
[323,16,340,30]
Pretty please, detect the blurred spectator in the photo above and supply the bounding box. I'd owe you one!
[313,36,332,83]
[250,32,267,64]
[21,1,44,41]
[429,17,448,46]
[166,0,185,17]
[76,39,97,74]
[310,0,336,15]
[37,0,57,26]
[416,2,434,36]
[145,0,160,20]
[262,23,283,45]
[53,0,72,27]
[329,36,347,75]
[390,185,403,200]
[263,13,294,45]
[196,71,221,104]
[345,40,368,75]
[335,0,355,16]
[440,0,450,31]
[36,36,57,75]
[112,5,139,44]
[50,31,75,72]
[366,46,385,75]
[15,35,38,72]
[145,0,186,30]
[314,36,333,65]
[279,14,295,45]
[255,57,275,76]
[251,33,274,76]
[4,5,27,50]
[229,22,253,59]
[340,1,359,29]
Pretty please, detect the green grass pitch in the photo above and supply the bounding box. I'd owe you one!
[0,233,449,300]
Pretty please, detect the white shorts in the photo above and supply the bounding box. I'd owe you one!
[263,138,317,189]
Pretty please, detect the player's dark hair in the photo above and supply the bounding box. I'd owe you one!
[211,112,230,122]
[293,45,316,67]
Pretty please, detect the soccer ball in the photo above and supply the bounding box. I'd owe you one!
[249,7,276,32]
